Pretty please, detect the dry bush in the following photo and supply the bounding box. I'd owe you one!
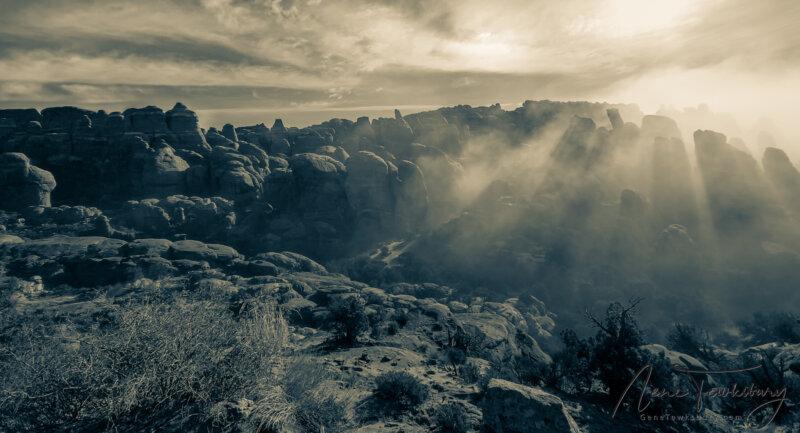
[373,371,429,412]
[250,357,356,433]
[433,402,470,433]
[0,299,287,432]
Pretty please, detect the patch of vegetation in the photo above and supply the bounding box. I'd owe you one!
[373,371,429,411]
[666,322,720,363]
[739,311,800,346]
[328,296,370,346]
[433,402,469,433]
[0,299,288,432]
[549,299,689,415]
[279,358,355,433]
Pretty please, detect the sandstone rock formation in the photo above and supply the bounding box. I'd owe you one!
[0,152,56,210]
[481,379,581,433]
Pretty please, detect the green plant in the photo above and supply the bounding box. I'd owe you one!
[546,329,592,393]
[667,323,720,363]
[586,298,647,402]
[433,402,469,433]
[374,371,429,411]
[328,296,369,346]
[739,311,800,345]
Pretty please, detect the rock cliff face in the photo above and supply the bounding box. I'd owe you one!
[2,99,800,433]
[2,100,800,316]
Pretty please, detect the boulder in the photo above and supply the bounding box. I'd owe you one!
[208,145,265,203]
[167,239,241,264]
[141,139,189,195]
[481,379,581,433]
[0,152,56,210]
[221,123,238,142]
[272,138,291,155]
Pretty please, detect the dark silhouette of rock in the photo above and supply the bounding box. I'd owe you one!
[221,123,238,142]
[165,102,211,156]
[0,152,56,210]
[41,106,94,131]
[271,119,286,132]
[0,108,41,127]
[123,106,169,134]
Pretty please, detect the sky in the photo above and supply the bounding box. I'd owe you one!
[0,0,799,130]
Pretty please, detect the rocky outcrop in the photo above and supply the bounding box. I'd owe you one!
[345,151,394,234]
[694,130,773,231]
[119,195,236,239]
[393,160,429,232]
[651,137,696,227]
[123,106,170,135]
[641,114,682,141]
[165,102,211,156]
[131,138,189,197]
[763,147,800,208]
[0,152,56,210]
[481,379,581,433]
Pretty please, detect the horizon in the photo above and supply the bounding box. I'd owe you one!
[1,0,798,140]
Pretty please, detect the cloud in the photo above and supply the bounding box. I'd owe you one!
[0,0,797,127]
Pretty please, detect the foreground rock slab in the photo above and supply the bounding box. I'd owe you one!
[481,379,581,433]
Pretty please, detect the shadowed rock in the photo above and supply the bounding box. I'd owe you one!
[763,147,800,208]
[0,152,56,210]
[651,137,697,227]
[481,379,581,433]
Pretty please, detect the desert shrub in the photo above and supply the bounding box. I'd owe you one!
[275,357,355,433]
[328,296,369,346]
[0,299,287,432]
[546,329,592,393]
[374,371,429,411]
[292,383,355,433]
[666,323,720,363]
[560,300,694,416]
[457,361,483,384]
[393,311,410,328]
[586,299,648,402]
[443,346,467,369]
[368,305,387,339]
[739,311,800,345]
[433,402,469,433]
